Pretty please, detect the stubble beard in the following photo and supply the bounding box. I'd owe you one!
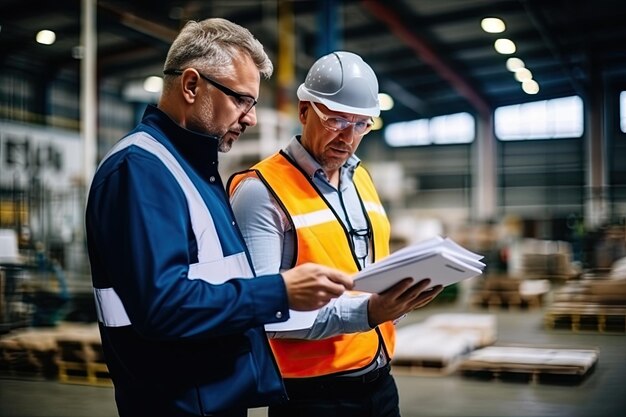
[317,153,345,172]
[218,136,232,153]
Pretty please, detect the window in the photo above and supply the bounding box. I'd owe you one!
[495,96,583,140]
[384,112,475,147]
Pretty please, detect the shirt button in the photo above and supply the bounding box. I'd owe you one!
[209,176,215,183]
[275,311,283,319]
[231,221,236,226]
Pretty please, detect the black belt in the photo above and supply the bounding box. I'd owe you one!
[283,363,391,393]
[350,363,391,384]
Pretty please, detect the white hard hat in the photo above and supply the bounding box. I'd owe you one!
[297,51,380,117]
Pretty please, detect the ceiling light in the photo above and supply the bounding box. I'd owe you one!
[514,68,533,82]
[506,57,525,72]
[494,38,516,54]
[378,93,394,111]
[143,76,163,93]
[522,80,539,94]
[36,29,56,45]
[481,17,505,33]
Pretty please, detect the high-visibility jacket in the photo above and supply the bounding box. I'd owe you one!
[86,105,288,416]
[229,150,396,378]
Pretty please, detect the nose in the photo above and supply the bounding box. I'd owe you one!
[337,126,356,144]
[240,106,257,127]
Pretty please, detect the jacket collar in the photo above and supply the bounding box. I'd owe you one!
[140,105,220,176]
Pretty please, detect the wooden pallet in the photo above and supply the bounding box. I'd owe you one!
[0,327,59,379]
[56,338,111,386]
[458,345,599,385]
[544,302,626,333]
[459,365,596,385]
[57,360,111,386]
[0,345,57,379]
[0,323,111,384]
[392,357,461,376]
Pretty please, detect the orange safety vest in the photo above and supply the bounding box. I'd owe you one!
[229,151,396,378]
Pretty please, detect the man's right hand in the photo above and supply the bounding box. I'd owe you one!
[281,263,353,311]
[367,278,443,327]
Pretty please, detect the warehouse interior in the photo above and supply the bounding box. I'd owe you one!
[1,1,626,416]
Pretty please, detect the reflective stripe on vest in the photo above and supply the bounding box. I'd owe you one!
[93,132,252,327]
[229,152,395,377]
[291,209,335,229]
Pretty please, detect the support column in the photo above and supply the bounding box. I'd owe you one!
[474,114,497,221]
[81,0,97,189]
[585,63,609,229]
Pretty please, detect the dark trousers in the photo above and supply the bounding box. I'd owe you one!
[268,365,401,417]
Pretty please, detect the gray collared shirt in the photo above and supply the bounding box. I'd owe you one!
[230,136,374,340]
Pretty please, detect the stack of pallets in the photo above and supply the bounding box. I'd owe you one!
[0,322,111,386]
[55,323,111,386]
[545,278,626,333]
[0,327,58,379]
[458,345,599,385]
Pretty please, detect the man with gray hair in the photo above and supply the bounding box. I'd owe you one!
[86,18,352,417]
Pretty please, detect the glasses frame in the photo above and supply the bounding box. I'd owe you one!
[309,101,374,136]
[163,68,257,114]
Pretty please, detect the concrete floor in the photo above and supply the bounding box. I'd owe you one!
[1,299,625,417]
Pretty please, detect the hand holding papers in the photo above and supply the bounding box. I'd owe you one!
[353,236,485,294]
[266,236,484,331]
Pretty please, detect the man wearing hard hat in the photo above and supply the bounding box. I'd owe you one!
[229,51,442,417]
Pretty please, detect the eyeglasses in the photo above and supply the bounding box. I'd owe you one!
[163,68,258,114]
[309,101,374,136]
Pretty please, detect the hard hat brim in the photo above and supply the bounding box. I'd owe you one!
[297,84,381,118]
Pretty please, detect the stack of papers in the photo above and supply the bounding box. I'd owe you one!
[265,236,485,332]
[353,236,485,294]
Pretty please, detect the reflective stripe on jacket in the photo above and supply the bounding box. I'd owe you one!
[229,151,396,378]
[93,131,255,326]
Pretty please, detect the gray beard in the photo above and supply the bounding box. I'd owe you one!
[218,137,232,153]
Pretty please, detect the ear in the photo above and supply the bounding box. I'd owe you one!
[298,101,308,124]
[181,70,200,104]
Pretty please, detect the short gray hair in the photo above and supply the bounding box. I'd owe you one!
[163,18,273,80]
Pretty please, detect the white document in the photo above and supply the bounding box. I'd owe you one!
[265,236,484,331]
[353,236,485,294]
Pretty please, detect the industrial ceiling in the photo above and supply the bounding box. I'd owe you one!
[2,0,626,124]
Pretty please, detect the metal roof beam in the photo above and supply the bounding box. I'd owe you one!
[361,0,492,118]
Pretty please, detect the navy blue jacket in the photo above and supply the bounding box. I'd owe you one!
[86,105,289,416]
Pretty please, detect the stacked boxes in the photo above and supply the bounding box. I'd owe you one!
[545,278,626,332]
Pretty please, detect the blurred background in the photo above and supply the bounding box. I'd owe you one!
[1,1,625,416]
